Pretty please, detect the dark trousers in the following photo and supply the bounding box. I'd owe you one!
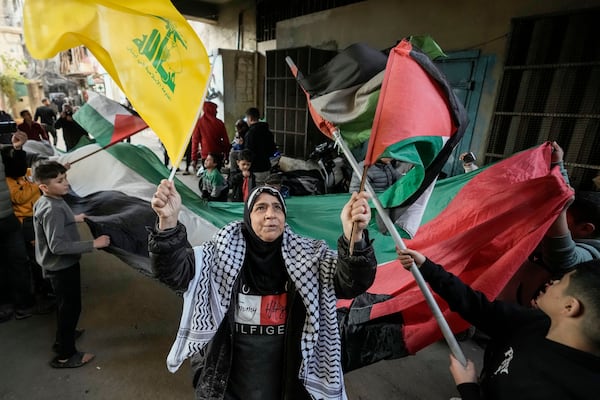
[42,123,57,145]
[48,263,81,358]
[184,142,192,170]
[0,214,34,309]
[22,217,52,296]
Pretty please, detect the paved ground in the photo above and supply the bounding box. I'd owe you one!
[0,129,485,399]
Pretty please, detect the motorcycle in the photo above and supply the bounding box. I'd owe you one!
[269,141,351,196]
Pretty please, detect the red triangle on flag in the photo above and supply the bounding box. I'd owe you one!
[112,114,148,144]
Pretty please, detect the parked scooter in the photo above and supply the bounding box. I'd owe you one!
[269,141,351,196]
[308,141,351,194]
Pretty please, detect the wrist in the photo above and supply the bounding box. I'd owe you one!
[158,217,178,231]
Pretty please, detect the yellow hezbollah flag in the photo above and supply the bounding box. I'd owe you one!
[23,0,210,167]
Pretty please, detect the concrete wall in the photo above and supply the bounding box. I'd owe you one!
[189,0,257,53]
[276,0,599,57]
[188,0,266,136]
[217,49,264,133]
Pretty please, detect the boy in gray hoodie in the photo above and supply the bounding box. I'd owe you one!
[33,160,110,368]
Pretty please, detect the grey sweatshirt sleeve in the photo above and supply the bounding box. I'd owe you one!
[542,234,600,271]
[41,203,94,256]
[552,160,570,186]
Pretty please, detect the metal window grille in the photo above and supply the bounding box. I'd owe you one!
[256,0,364,42]
[485,8,600,190]
[265,47,337,158]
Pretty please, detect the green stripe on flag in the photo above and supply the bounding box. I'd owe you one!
[312,71,383,150]
[74,104,114,147]
[103,142,487,266]
[378,136,446,207]
[103,143,400,263]
[337,89,380,148]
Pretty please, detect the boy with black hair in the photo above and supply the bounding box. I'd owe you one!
[542,190,600,271]
[398,249,600,400]
[18,109,49,142]
[33,160,110,368]
[244,107,276,186]
[198,152,227,201]
[229,149,255,202]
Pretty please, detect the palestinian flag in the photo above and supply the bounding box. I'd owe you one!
[296,37,447,152]
[365,39,468,209]
[288,38,465,238]
[60,142,220,276]
[59,141,571,371]
[298,42,387,149]
[74,91,148,147]
[338,142,573,370]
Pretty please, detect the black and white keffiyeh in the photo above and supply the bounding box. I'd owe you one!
[166,220,347,400]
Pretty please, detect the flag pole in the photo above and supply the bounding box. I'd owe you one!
[349,165,368,255]
[67,141,123,165]
[332,128,467,367]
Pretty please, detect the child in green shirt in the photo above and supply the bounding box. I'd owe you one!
[198,153,228,201]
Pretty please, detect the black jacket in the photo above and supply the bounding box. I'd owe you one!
[244,121,276,173]
[228,171,256,202]
[148,223,377,400]
[421,259,600,400]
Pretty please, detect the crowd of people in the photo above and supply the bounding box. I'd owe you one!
[162,104,279,203]
[1,101,105,369]
[1,98,599,398]
[1,97,90,153]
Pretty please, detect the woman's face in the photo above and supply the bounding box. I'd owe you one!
[250,193,285,242]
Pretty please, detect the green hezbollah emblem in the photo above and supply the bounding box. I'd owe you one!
[132,17,187,93]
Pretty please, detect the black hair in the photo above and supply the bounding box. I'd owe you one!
[4,157,28,178]
[565,259,600,346]
[245,107,260,120]
[32,160,67,184]
[19,109,31,117]
[235,119,249,134]
[206,152,223,170]
[238,149,253,163]
[569,191,600,238]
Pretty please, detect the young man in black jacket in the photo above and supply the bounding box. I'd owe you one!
[398,248,600,400]
[243,107,276,186]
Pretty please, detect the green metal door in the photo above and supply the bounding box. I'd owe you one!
[435,51,493,177]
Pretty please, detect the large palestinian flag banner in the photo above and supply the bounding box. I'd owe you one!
[57,141,572,370]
